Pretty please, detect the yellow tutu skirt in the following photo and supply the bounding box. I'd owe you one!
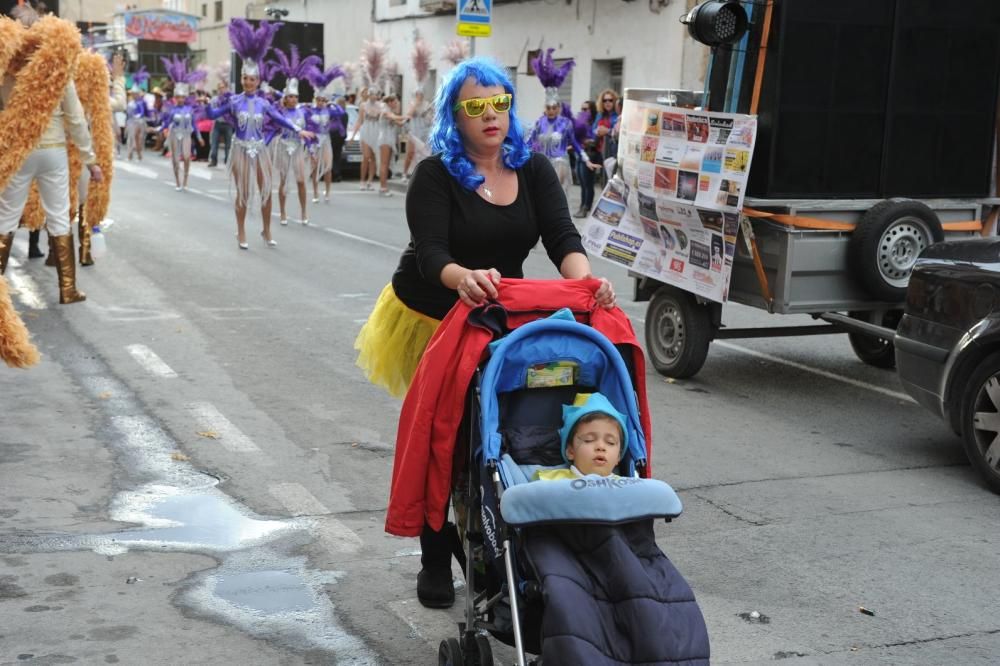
[354,283,441,398]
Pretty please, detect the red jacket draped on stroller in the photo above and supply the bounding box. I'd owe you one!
[385,278,653,537]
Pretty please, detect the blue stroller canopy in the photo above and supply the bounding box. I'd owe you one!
[478,318,648,467]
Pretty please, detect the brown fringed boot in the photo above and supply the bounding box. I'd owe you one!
[50,234,86,304]
[78,209,93,266]
[0,232,13,275]
[45,232,56,267]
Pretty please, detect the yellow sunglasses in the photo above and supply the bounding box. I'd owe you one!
[453,93,513,118]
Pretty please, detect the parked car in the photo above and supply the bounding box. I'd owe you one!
[340,104,361,178]
[895,238,1000,493]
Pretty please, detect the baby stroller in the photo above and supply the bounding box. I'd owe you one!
[439,312,710,666]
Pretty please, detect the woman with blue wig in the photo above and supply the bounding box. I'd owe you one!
[354,56,616,610]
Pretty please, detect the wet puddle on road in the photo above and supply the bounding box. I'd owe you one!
[0,352,379,663]
[214,570,315,613]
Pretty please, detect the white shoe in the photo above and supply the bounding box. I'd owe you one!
[279,218,288,226]
[175,185,182,191]
[311,197,319,203]
[300,218,309,226]
[261,232,277,247]
[324,194,330,202]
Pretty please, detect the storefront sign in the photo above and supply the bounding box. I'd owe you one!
[124,10,199,44]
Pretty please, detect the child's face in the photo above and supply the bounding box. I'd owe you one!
[566,417,622,476]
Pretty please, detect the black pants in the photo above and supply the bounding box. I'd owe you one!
[330,132,345,181]
[210,121,233,165]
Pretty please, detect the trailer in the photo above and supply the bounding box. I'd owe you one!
[628,0,1000,378]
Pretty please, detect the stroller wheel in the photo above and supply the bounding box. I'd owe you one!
[437,638,463,666]
[470,634,494,666]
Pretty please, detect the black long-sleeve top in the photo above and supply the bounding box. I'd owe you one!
[392,153,587,320]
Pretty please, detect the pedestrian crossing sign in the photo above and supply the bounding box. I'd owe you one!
[457,0,492,37]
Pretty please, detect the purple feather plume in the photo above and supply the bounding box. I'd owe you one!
[307,64,345,90]
[160,55,205,84]
[258,59,278,84]
[531,48,575,89]
[269,45,323,82]
[132,66,150,86]
[228,18,283,65]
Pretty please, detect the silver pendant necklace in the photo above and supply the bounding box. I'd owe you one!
[481,162,504,201]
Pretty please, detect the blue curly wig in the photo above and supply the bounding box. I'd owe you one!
[429,57,532,192]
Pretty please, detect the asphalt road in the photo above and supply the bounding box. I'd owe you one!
[1,155,998,665]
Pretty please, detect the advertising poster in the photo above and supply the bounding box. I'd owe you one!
[582,99,757,302]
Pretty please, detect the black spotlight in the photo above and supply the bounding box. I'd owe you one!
[681,1,749,47]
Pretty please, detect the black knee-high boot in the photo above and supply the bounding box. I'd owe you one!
[417,521,461,608]
[27,230,43,258]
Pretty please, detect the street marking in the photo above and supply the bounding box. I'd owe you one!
[318,226,403,253]
[632,315,915,402]
[5,258,47,310]
[314,516,364,553]
[269,482,330,515]
[713,340,916,402]
[126,344,178,378]
[387,598,462,645]
[91,304,181,321]
[267,483,362,552]
[113,160,157,179]
[199,306,268,320]
[186,402,261,452]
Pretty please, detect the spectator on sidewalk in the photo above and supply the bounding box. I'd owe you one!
[208,81,233,167]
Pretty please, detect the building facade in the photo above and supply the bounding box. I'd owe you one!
[263,0,708,120]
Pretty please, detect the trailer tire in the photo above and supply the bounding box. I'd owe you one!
[849,200,943,302]
[645,285,712,379]
[847,310,901,369]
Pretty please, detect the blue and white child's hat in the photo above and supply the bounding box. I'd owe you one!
[557,392,628,463]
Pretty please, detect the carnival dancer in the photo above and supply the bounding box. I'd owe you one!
[376,90,405,197]
[527,49,595,197]
[125,66,150,161]
[159,56,207,192]
[305,64,345,204]
[207,19,314,250]
[351,87,382,190]
[0,8,100,303]
[403,39,435,180]
[269,46,320,226]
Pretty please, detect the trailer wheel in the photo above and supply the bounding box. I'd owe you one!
[645,285,713,378]
[849,200,943,302]
[846,310,901,369]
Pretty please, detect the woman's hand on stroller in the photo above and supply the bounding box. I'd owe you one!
[456,268,502,306]
[592,276,617,309]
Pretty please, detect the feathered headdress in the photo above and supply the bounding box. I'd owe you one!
[441,39,470,67]
[531,48,574,105]
[160,54,206,98]
[341,61,359,93]
[382,60,400,97]
[212,59,231,87]
[227,18,282,78]
[360,39,388,90]
[307,64,345,100]
[269,45,322,97]
[130,65,149,93]
[411,37,432,91]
